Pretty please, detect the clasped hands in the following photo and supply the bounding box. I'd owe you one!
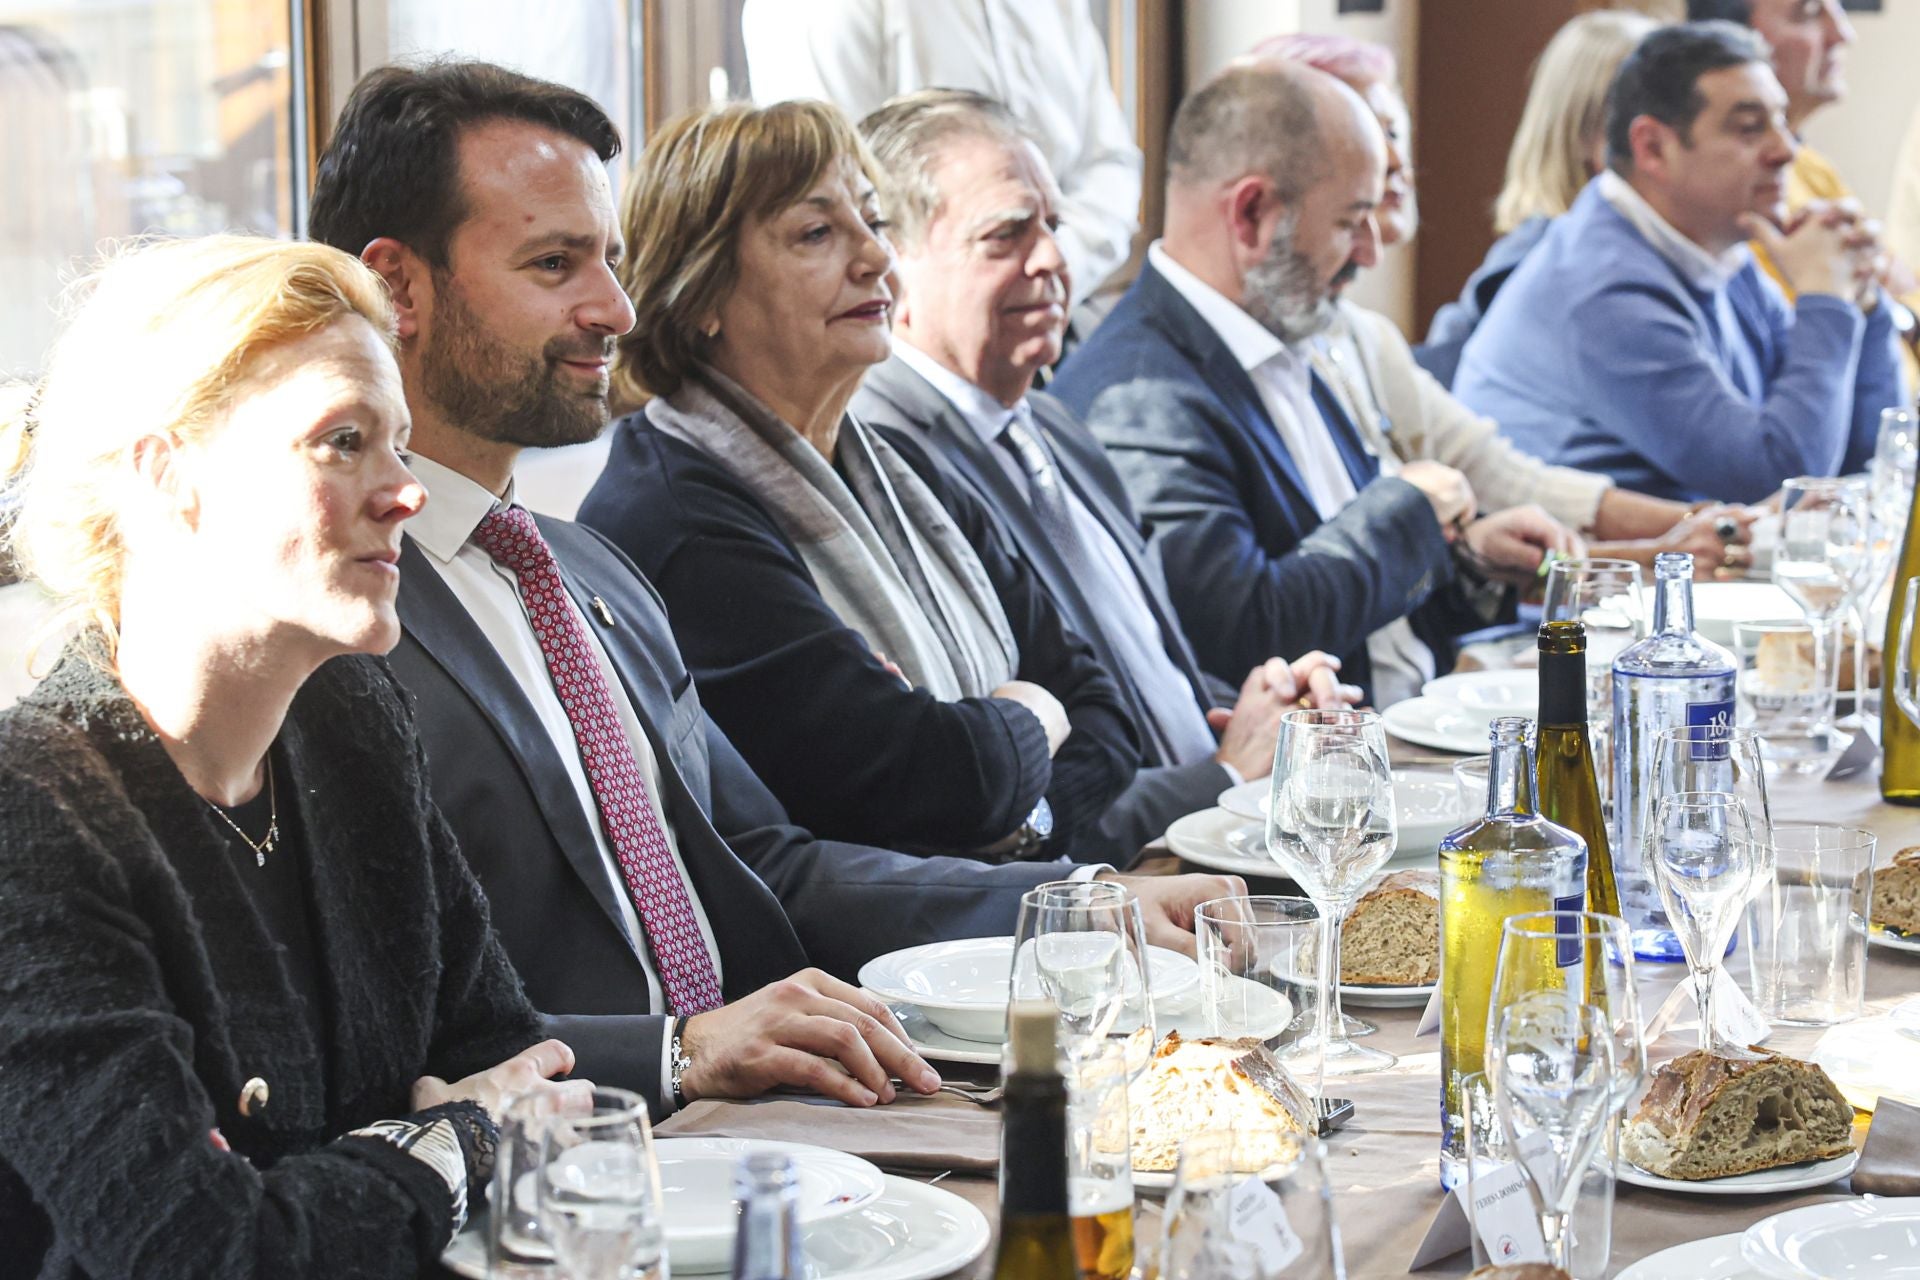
[1399,460,1584,586]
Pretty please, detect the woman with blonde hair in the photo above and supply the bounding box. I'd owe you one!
[579,99,1138,863]
[1424,8,1659,377]
[0,235,581,1277]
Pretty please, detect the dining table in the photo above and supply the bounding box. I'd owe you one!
[652,741,1920,1280]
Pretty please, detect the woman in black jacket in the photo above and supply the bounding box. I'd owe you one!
[0,236,579,1278]
[580,99,1138,864]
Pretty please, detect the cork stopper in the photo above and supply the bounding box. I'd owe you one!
[1006,1000,1058,1074]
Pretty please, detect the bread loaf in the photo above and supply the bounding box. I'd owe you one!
[1621,1051,1853,1180]
[1872,846,1920,935]
[1465,1267,1571,1280]
[1340,869,1439,985]
[1129,1032,1304,1173]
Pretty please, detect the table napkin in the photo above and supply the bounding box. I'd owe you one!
[1854,1097,1920,1196]
[655,1091,1000,1175]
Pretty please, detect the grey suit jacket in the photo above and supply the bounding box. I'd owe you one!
[854,355,1235,862]
[390,512,1075,1114]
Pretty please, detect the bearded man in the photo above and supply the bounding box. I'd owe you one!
[1051,61,1576,704]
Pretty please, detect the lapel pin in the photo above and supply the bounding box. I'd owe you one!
[591,596,616,628]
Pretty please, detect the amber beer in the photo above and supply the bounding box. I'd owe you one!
[1068,1177,1134,1280]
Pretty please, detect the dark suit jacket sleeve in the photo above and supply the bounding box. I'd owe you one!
[1083,377,1456,682]
[1094,759,1235,865]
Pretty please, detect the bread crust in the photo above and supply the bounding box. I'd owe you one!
[1871,846,1920,935]
[1621,1051,1854,1180]
[1341,869,1439,984]
[1465,1266,1571,1280]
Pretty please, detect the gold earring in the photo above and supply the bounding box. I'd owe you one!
[701,321,721,340]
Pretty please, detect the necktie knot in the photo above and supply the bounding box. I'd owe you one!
[472,505,551,575]
[999,410,1056,490]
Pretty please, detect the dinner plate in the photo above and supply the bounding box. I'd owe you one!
[1164,807,1275,877]
[1869,922,1920,954]
[1742,1196,1920,1279]
[442,1173,990,1280]
[1812,1010,1920,1112]
[1422,669,1538,715]
[1614,1233,1764,1280]
[657,1138,888,1271]
[1692,581,1799,646]
[1618,1149,1857,1196]
[859,936,1201,1043]
[1381,696,1498,755]
[1215,772,1459,860]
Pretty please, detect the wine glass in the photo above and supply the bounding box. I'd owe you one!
[1543,558,1646,814]
[534,1086,667,1280]
[1158,1129,1346,1280]
[1775,477,1872,757]
[1266,709,1398,1093]
[1487,992,1617,1275]
[1011,880,1156,1077]
[1650,792,1759,1055]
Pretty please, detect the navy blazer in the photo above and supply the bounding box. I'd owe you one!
[854,354,1237,860]
[390,512,1074,1115]
[1051,260,1496,698]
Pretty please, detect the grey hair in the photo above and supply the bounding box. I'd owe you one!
[858,89,1035,252]
[1166,61,1329,205]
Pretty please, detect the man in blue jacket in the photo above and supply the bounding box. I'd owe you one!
[1454,21,1906,505]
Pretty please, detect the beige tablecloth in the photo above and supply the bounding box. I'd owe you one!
[659,765,1920,1279]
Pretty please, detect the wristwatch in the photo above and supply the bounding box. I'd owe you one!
[669,1016,692,1110]
[1008,797,1054,858]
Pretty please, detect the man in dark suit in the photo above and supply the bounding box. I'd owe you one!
[1049,61,1577,704]
[853,90,1361,860]
[308,60,1240,1120]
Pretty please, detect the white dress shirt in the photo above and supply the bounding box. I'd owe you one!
[894,341,1222,769]
[1597,170,1751,292]
[406,455,723,1099]
[1147,243,1436,705]
[742,0,1142,304]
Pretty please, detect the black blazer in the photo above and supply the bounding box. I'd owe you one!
[854,355,1236,860]
[390,513,1081,1113]
[577,417,1140,863]
[0,648,540,1279]
[1051,260,1503,699]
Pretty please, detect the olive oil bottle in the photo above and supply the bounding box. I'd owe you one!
[992,1002,1076,1280]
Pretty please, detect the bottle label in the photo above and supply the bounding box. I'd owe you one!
[1554,891,1586,967]
[1686,699,1735,760]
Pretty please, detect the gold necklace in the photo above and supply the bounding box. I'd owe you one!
[207,761,278,868]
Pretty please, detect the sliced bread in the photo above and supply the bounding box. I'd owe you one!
[1621,1050,1854,1180]
[1341,869,1439,985]
[1872,846,1920,935]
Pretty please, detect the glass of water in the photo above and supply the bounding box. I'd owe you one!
[1543,558,1646,812]
[1011,880,1157,1077]
[535,1086,666,1280]
[1774,477,1872,756]
[1732,620,1842,769]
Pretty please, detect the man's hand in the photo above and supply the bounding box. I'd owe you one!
[1742,203,1860,301]
[1397,460,1476,539]
[1100,871,1250,958]
[1207,654,1361,780]
[992,680,1070,755]
[413,1038,593,1122]
[679,970,940,1107]
[1462,505,1584,586]
[1652,503,1757,578]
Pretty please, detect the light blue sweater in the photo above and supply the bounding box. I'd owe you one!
[1454,180,1906,504]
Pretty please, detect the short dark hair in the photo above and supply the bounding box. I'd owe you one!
[1685,0,1754,24]
[309,59,621,268]
[1606,20,1771,173]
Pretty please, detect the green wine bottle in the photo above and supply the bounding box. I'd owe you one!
[1536,621,1622,918]
[992,1002,1076,1280]
[1884,466,1920,804]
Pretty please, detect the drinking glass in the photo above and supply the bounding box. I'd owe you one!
[1011,880,1156,1077]
[1195,895,1315,1045]
[1067,1039,1137,1280]
[1451,755,1491,824]
[1775,477,1873,754]
[1747,824,1876,1026]
[533,1087,666,1280]
[1732,620,1840,769]
[1650,792,1759,1055]
[1158,1130,1345,1280]
[1266,709,1398,1090]
[1543,557,1646,813]
[1487,993,1617,1275]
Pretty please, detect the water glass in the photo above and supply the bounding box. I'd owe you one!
[1733,620,1843,768]
[1543,557,1646,811]
[1650,792,1759,1054]
[1452,755,1491,824]
[1067,1040,1136,1280]
[1011,880,1156,1077]
[1159,1130,1345,1280]
[1776,477,1872,744]
[492,1092,565,1275]
[1488,912,1645,1107]
[533,1087,666,1280]
[1748,824,1876,1026]
[1195,895,1315,1045]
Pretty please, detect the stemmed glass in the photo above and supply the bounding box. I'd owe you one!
[1542,558,1646,814]
[533,1086,667,1280]
[1486,992,1617,1274]
[1010,880,1156,1077]
[1650,792,1760,1055]
[1266,709,1398,1092]
[1775,477,1873,756]
[1159,1130,1346,1280]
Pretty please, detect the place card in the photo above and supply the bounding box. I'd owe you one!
[1460,1158,1549,1265]
[1228,1174,1305,1272]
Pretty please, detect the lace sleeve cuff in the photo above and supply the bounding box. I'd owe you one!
[346,1101,497,1234]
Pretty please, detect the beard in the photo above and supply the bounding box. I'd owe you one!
[1242,213,1343,344]
[419,276,612,450]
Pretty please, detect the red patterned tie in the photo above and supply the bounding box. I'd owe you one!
[472,506,724,1015]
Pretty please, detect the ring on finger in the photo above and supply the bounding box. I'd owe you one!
[1713,515,1740,542]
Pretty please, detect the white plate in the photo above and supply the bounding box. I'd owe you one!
[1165,807,1276,877]
[1618,1149,1857,1196]
[1869,923,1920,954]
[657,1138,888,1271]
[442,1174,989,1280]
[1335,979,1437,1008]
[1693,581,1799,646]
[1381,696,1498,755]
[1743,1196,1920,1279]
[1812,1012,1920,1112]
[1422,669,1538,715]
[858,936,1201,1043]
[1615,1233,1764,1280]
[1215,772,1458,859]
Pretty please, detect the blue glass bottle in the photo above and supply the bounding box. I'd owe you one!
[1610,552,1736,961]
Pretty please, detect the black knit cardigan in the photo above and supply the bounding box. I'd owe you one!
[0,645,542,1279]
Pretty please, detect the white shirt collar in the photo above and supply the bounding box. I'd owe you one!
[1148,240,1304,380]
[404,453,519,564]
[893,338,1024,448]
[1596,170,1750,292]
